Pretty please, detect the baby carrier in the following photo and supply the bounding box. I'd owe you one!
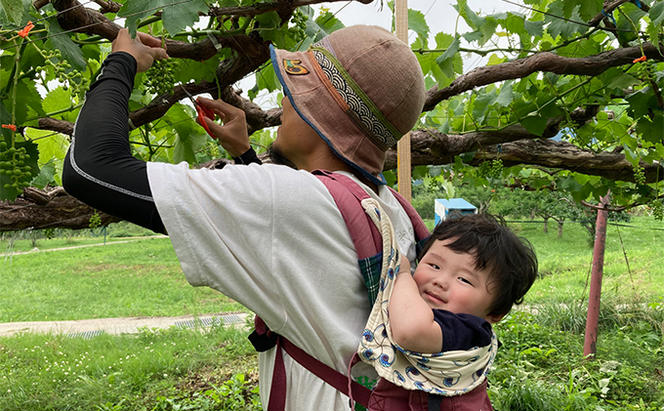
[249,171,492,411]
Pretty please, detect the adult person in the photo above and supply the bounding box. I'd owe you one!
[62,25,426,410]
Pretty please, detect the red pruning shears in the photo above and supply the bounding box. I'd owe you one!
[182,87,216,137]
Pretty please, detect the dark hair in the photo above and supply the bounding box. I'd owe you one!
[419,213,538,318]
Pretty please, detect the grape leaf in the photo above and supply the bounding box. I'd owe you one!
[650,0,664,27]
[167,105,207,164]
[578,0,602,21]
[118,0,165,37]
[42,87,73,115]
[435,33,461,79]
[162,0,208,35]
[495,81,514,107]
[312,11,344,40]
[504,13,526,34]
[524,19,545,37]
[255,62,280,94]
[472,90,497,124]
[520,114,549,136]
[28,128,69,167]
[408,9,429,44]
[0,0,30,25]
[31,160,56,189]
[173,58,219,84]
[453,0,483,30]
[254,12,284,43]
[546,2,586,39]
[46,20,87,71]
[15,79,44,126]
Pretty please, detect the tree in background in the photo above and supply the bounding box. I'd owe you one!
[527,191,581,237]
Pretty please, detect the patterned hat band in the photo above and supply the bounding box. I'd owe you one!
[309,47,402,151]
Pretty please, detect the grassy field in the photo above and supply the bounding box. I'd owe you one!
[0,216,662,410]
[512,217,664,306]
[0,326,260,411]
[0,237,243,322]
[0,221,157,254]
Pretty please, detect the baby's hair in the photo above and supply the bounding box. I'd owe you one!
[419,213,538,318]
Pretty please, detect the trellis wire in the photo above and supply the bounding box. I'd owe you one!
[1,0,197,50]
[0,0,96,30]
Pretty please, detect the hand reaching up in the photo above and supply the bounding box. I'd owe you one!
[112,28,169,72]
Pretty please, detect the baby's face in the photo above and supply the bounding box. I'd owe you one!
[412,239,496,322]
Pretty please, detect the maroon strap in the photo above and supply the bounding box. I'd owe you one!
[267,335,372,410]
[267,337,287,411]
[314,170,382,259]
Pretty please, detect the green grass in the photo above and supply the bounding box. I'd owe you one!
[491,305,664,411]
[0,325,260,411]
[426,216,664,305]
[512,216,664,305]
[1,236,131,254]
[0,237,243,322]
[0,216,662,410]
[0,221,157,254]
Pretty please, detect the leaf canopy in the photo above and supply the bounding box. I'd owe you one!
[0,0,662,221]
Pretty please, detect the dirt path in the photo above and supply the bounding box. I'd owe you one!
[0,235,167,257]
[0,312,249,338]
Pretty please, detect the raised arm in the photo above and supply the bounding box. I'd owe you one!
[388,255,443,353]
[62,30,168,234]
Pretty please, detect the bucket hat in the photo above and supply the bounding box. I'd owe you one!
[270,25,425,185]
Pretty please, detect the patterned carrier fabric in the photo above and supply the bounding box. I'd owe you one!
[356,198,498,396]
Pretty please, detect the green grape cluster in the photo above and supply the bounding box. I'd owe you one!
[205,140,221,159]
[652,199,663,221]
[291,9,308,41]
[477,159,502,179]
[145,59,177,96]
[40,49,87,97]
[89,212,102,229]
[633,163,646,185]
[0,142,32,191]
[635,58,656,79]
[489,159,503,179]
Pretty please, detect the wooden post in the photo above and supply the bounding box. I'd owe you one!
[395,0,412,202]
[583,192,611,359]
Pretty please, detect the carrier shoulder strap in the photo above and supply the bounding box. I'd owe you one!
[387,186,430,244]
[313,170,383,259]
[315,170,430,257]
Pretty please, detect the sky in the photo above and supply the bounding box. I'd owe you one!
[320,0,518,32]
[318,0,522,69]
[249,0,522,107]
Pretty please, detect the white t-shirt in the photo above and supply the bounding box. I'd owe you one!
[147,161,417,410]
